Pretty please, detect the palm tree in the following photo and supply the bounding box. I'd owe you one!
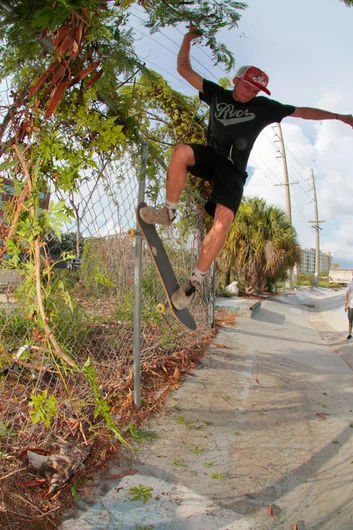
[218,197,301,293]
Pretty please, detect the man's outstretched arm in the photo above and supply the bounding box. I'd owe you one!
[177,28,204,92]
[291,107,353,128]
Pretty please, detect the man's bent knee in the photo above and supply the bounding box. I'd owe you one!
[171,144,196,167]
[214,204,235,229]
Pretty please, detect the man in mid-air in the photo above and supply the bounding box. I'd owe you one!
[141,28,353,310]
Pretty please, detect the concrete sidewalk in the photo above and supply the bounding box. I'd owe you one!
[61,288,353,530]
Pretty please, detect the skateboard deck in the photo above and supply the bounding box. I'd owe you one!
[136,202,197,331]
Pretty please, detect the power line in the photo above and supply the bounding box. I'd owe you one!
[136,55,193,90]
[263,127,315,205]
[248,129,315,230]
[129,10,231,83]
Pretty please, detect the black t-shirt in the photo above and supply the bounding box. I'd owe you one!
[200,79,295,174]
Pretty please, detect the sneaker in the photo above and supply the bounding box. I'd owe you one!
[172,279,200,311]
[140,205,174,227]
[346,334,352,340]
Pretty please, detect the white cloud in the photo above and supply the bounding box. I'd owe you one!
[245,94,353,265]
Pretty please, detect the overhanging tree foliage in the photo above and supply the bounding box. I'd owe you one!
[0,0,246,241]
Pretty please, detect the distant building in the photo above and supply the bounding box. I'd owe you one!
[329,269,353,285]
[298,248,333,274]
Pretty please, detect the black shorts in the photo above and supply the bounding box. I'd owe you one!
[187,144,246,218]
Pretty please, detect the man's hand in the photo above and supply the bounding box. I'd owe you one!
[345,303,348,312]
[185,26,203,42]
[337,114,353,128]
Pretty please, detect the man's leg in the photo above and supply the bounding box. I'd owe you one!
[140,144,195,226]
[347,308,353,339]
[172,204,234,310]
[195,203,235,271]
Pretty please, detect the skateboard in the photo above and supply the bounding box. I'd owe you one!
[133,201,197,331]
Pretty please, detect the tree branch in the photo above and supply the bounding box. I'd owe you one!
[12,144,75,367]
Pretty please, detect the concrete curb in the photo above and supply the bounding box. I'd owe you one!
[215,296,262,319]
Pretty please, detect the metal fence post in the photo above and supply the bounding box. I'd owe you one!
[133,139,147,407]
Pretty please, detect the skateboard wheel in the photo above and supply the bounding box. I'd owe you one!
[156,303,166,314]
[127,228,136,238]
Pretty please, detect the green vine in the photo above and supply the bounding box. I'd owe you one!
[82,357,129,446]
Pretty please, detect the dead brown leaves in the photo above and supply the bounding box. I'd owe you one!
[215,309,237,328]
[0,316,217,529]
[28,10,102,119]
[0,10,103,153]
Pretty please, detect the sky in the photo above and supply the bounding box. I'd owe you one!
[130,0,353,268]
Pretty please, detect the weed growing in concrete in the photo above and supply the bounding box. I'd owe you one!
[210,472,225,480]
[128,484,154,504]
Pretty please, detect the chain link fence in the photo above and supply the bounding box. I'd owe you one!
[0,107,216,526]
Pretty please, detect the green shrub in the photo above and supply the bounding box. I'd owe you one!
[50,297,90,355]
[80,241,114,296]
[0,307,34,350]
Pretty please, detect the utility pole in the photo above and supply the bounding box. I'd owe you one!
[308,168,325,287]
[274,123,293,223]
[273,123,298,288]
